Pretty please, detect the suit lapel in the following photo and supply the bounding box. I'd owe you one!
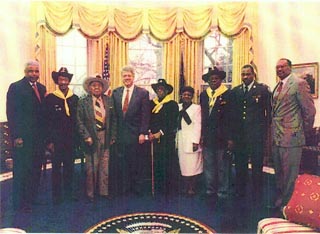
[126,86,137,114]
[273,77,293,112]
[86,96,95,121]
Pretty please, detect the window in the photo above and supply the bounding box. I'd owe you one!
[203,29,233,89]
[128,34,163,99]
[56,29,87,97]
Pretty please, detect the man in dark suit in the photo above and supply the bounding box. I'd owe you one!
[231,64,272,199]
[200,67,233,199]
[111,65,150,196]
[6,60,47,212]
[271,58,316,210]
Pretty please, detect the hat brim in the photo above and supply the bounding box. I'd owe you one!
[83,77,109,94]
[52,71,73,84]
[151,83,173,95]
[202,73,210,82]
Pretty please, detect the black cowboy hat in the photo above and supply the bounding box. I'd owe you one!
[151,78,174,94]
[51,67,73,84]
[202,67,226,82]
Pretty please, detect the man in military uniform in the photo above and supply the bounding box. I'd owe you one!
[231,64,271,200]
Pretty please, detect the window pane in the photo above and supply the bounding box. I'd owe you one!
[56,29,87,97]
[203,30,233,87]
[128,34,163,99]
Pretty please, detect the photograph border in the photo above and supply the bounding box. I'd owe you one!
[292,62,319,99]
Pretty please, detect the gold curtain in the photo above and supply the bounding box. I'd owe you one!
[35,26,57,93]
[163,35,181,101]
[31,2,255,98]
[216,2,253,87]
[32,2,250,40]
[232,27,253,87]
[181,34,204,103]
[108,33,128,89]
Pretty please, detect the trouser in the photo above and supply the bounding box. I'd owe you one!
[235,144,264,195]
[12,139,42,209]
[52,142,74,200]
[203,147,226,195]
[272,145,302,207]
[85,131,110,198]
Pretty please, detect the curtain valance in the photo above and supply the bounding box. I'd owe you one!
[33,2,247,40]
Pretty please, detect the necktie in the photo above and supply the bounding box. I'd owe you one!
[244,85,248,95]
[95,98,104,130]
[276,81,283,94]
[122,89,130,113]
[32,83,41,102]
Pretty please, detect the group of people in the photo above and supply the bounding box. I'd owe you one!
[6,58,316,215]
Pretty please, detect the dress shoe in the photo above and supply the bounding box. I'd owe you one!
[21,206,32,213]
[98,195,110,200]
[33,200,48,205]
[86,197,94,203]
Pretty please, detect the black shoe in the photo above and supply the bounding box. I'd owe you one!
[86,197,94,203]
[33,200,48,205]
[99,194,112,200]
[65,195,79,202]
[53,198,62,205]
[21,205,32,213]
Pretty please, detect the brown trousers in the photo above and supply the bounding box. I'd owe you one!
[85,131,110,198]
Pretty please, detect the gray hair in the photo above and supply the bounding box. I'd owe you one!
[24,60,39,71]
[121,65,135,76]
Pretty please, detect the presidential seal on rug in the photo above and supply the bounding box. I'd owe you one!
[85,212,216,233]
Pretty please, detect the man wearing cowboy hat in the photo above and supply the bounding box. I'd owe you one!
[44,67,79,204]
[149,78,179,196]
[200,67,234,199]
[77,76,116,202]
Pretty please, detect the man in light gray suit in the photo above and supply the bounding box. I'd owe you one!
[271,58,316,210]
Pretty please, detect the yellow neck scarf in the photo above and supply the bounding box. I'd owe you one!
[53,89,74,116]
[152,95,172,113]
[206,84,228,107]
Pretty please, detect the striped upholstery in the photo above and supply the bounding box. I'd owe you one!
[257,218,319,234]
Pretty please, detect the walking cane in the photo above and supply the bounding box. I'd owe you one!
[148,130,155,197]
[89,144,95,203]
[151,139,155,197]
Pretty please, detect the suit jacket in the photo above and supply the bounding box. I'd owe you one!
[177,103,201,153]
[150,99,179,140]
[112,85,150,145]
[272,74,316,147]
[200,89,232,149]
[231,81,272,145]
[77,94,116,153]
[6,77,47,142]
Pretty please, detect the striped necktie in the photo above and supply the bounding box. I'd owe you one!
[95,98,104,130]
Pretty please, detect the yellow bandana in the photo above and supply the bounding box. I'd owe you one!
[152,95,172,113]
[53,89,74,116]
[206,84,228,107]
